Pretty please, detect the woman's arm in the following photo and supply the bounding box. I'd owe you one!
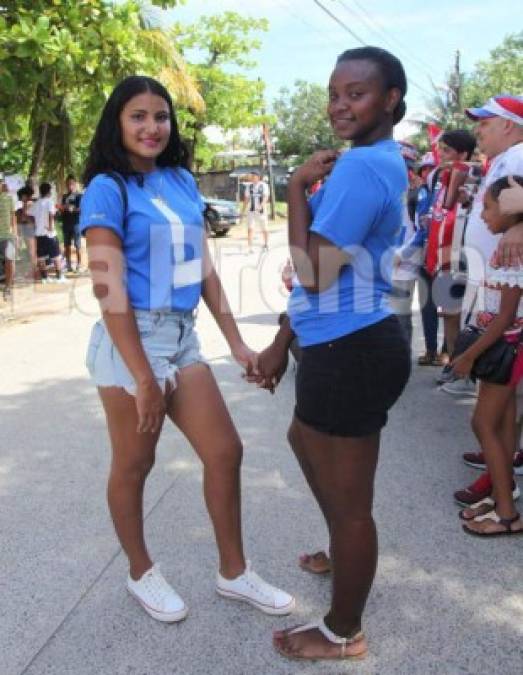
[288,150,350,294]
[201,237,257,373]
[86,227,165,432]
[250,316,294,393]
[452,285,522,377]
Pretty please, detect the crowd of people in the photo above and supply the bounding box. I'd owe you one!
[2,42,523,664]
[388,95,523,539]
[0,174,84,301]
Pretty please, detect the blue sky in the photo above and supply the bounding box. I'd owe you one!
[164,0,520,137]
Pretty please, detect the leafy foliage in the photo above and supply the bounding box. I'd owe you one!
[172,12,268,170]
[463,32,523,107]
[271,80,342,163]
[0,1,201,184]
[409,32,523,150]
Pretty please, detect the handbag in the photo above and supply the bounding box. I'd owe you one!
[452,325,519,385]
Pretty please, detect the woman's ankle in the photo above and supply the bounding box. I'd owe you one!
[129,557,154,581]
[324,612,362,639]
[218,558,246,580]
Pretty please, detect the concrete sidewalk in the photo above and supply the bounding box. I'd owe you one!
[1,237,521,674]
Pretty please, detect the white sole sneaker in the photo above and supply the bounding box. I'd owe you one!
[216,586,295,615]
[127,586,188,623]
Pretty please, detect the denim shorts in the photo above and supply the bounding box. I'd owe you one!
[295,316,411,437]
[86,309,205,395]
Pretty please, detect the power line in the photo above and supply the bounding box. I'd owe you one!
[274,0,346,51]
[338,0,437,77]
[312,0,367,47]
[313,0,433,98]
[334,0,434,97]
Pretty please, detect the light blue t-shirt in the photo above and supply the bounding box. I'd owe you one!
[288,139,408,347]
[80,167,205,312]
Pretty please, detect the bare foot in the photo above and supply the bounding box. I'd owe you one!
[298,551,331,574]
[273,624,367,661]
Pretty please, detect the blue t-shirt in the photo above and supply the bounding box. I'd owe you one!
[80,167,205,312]
[288,139,407,347]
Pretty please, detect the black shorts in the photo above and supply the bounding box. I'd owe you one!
[62,224,81,249]
[36,235,60,260]
[295,316,411,437]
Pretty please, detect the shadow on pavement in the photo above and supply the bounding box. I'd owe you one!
[1,357,522,675]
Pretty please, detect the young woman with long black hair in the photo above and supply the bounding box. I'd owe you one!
[80,76,294,623]
[251,47,411,660]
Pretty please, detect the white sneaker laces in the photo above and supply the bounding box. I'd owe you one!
[141,565,172,605]
[242,562,275,601]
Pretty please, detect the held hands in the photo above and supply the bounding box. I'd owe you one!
[291,149,339,188]
[245,342,289,394]
[232,341,259,377]
[135,378,166,434]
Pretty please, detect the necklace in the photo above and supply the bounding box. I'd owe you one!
[143,171,167,206]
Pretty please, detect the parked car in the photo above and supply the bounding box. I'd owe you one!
[203,198,240,237]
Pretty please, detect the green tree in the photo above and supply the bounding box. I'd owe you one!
[0,1,202,185]
[408,32,523,150]
[463,31,523,107]
[271,80,342,164]
[172,11,268,171]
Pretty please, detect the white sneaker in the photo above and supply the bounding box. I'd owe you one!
[441,378,477,396]
[126,564,188,623]
[216,562,295,615]
[54,275,67,284]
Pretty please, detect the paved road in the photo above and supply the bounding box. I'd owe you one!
[1,230,521,675]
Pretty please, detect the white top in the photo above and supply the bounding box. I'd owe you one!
[476,262,523,337]
[29,197,57,237]
[465,142,523,284]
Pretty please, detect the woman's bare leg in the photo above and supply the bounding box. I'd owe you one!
[166,363,245,579]
[99,386,164,579]
[468,382,523,533]
[274,416,378,659]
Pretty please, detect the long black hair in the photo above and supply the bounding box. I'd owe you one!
[83,75,189,185]
[336,47,407,125]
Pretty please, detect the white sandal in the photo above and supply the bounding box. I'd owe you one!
[274,619,367,661]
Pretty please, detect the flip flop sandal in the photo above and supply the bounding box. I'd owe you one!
[273,619,367,661]
[418,353,437,366]
[298,551,331,575]
[462,510,523,537]
[458,497,495,521]
[432,353,448,366]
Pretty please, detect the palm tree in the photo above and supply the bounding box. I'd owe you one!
[26,1,204,188]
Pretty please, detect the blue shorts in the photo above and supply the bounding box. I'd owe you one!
[86,309,205,395]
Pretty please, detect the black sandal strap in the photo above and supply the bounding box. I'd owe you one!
[498,513,520,530]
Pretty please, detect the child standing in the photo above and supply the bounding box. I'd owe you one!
[452,176,523,537]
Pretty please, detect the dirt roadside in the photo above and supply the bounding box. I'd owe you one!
[0,219,286,329]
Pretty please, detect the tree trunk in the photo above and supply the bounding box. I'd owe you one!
[28,120,49,188]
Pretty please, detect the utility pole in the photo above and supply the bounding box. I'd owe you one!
[262,121,276,220]
[258,78,276,220]
[451,49,461,114]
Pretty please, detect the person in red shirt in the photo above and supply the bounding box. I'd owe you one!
[424,130,476,366]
